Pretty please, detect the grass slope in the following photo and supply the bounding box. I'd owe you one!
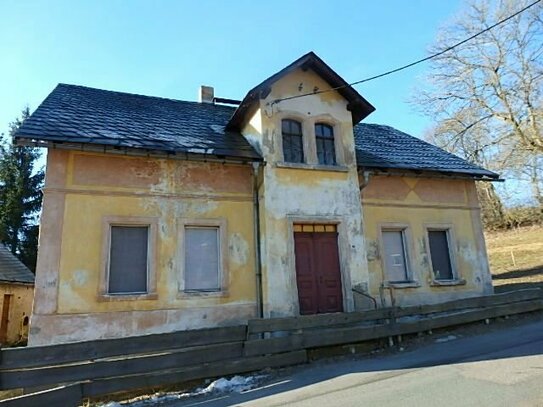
[485,226,543,293]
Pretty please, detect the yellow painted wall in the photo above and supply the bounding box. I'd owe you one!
[0,283,33,345]
[361,175,493,307]
[30,150,257,345]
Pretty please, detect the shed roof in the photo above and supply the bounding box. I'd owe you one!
[0,245,35,284]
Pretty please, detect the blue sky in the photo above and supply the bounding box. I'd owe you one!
[0,0,464,139]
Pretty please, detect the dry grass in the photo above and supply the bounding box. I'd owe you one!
[485,225,543,293]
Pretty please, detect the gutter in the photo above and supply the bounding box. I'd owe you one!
[358,166,502,182]
[15,138,263,166]
[252,162,264,319]
[0,280,35,286]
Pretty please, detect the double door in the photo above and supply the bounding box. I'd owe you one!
[294,228,343,315]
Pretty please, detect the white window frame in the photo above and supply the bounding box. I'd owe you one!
[178,218,228,297]
[99,216,158,301]
[378,223,418,287]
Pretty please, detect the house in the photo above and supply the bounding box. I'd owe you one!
[0,245,35,345]
[15,52,499,345]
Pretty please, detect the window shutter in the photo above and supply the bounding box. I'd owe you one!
[109,226,148,294]
[185,227,220,291]
[382,230,408,282]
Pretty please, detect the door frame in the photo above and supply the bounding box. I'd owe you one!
[286,215,353,315]
[0,294,12,344]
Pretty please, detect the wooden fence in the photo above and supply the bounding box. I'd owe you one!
[1,288,542,406]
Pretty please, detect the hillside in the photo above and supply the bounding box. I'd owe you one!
[486,226,543,293]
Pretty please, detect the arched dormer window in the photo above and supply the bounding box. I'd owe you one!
[315,123,335,165]
[282,119,304,163]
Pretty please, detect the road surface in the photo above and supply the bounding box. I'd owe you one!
[166,318,543,407]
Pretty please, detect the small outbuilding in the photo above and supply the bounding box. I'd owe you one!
[0,245,34,346]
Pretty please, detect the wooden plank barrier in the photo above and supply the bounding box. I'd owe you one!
[0,288,541,405]
[247,288,543,335]
[0,384,82,407]
[82,350,308,398]
[0,342,243,390]
[0,325,246,370]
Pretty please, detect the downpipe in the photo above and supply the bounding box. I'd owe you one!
[252,162,264,319]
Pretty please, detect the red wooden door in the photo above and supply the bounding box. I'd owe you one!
[294,233,319,314]
[294,231,343,315]
[0,294,12,344]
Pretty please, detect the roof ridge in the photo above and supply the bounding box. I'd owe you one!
[56,83,237,111]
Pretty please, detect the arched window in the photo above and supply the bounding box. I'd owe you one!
[315,123,335,165]
[282,119,304,163]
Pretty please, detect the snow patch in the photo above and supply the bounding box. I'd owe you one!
[98,374,265,406]
[435,335,458,343]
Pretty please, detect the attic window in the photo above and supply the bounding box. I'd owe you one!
[282,119,304,163]
[315,123,336,165]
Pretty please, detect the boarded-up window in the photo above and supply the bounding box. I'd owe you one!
[315,123,336,165]
[282,119,304,163]
[428,230,454,280]
[185,227,220,291]
[382,230,409,282]
[108,226,148,294]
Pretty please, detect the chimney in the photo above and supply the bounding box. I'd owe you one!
[199,85,214,103]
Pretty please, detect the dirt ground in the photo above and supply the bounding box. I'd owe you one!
[485,225,543,293]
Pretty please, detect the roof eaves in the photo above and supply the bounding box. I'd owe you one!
[358,164,501,181]
[16,136,264,163]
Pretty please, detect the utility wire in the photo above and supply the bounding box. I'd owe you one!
[271,0,542,105]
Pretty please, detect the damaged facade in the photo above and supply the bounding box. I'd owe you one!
[15,52,498,345]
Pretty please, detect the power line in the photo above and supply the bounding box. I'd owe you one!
[271,0,542,106]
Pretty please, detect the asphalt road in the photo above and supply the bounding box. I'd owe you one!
[168,318,543,407]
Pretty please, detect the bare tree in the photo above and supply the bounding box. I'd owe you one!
[413,0,543,209]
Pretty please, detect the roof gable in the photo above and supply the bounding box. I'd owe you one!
[226,52,375,131]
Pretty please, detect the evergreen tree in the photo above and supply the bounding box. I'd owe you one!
[0,107,44,271]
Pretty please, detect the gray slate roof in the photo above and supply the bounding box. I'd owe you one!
[15,84,498,179]
[354,124,498,179]
[0,245,34,284]
[15,84,260,160]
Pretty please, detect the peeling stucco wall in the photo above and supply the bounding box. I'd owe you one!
[30,150,257,345]
[361,175,493,307]
[242,68,368,317]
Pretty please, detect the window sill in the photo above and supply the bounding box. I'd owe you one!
[383,281,421,289]
[430,279,466,287]
[98,293,158,302]
[274,162,349,172]
[177,290,229,299]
